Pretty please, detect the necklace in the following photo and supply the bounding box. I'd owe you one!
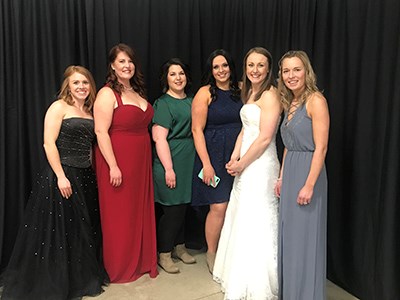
[122,84,133,91]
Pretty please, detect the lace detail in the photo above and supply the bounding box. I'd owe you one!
[213,104,279,300]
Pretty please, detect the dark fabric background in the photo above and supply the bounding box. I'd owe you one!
[1,0,399,299]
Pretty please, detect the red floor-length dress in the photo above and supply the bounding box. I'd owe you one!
[95,90,158,283]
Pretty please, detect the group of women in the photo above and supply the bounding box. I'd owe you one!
[190,47,329,300]
[0,43,329,300]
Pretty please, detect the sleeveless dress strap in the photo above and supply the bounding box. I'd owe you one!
[104,84,124,107]
[112,90,123,107]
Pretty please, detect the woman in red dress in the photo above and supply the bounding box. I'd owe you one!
[94,43,158,283]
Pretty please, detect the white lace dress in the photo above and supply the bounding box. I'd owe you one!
[213,103,279,300]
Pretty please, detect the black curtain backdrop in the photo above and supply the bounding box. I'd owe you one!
[1,0,399,299]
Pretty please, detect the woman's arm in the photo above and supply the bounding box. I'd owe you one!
[226,88,282,176]
[152,124,176,189]
[43,100,71,199]
[94,87,122,187]
[274,148,287,197]
[297,92,329,205]
[227,128,244,164]
[191,85,216,186]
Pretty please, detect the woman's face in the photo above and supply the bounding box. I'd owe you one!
[68,72,90,102]
[167,64,187,95]
[111,51,135,82]
[246,52,269,86]
[281,56,306,94]
[212,55,231,86]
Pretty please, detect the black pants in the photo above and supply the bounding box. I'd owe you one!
[156,203,187,253]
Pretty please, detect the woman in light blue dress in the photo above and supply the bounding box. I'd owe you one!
[275,50,330,300]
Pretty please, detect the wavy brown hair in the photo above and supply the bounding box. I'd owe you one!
[58,65,96,113]
[241,47,274,103]
[277,50,320,111]
[106,43,147,98]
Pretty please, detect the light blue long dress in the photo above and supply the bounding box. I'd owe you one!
[279,104,328,300]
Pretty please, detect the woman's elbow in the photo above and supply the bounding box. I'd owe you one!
[192,126,203,137]
[315,144,328,157]
[43,142,54,154]
[260,136,272,148]
[94,128,108,137]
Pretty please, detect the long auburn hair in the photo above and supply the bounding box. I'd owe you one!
[58,65,96,112]
[241,47,274,103]
[277,50,320,111]
[201,49,240,102]
[106,43,147,98]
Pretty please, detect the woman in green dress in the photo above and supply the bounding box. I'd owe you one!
[152,58,196,273]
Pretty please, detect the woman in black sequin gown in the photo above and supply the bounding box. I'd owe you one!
[1,66,109,300]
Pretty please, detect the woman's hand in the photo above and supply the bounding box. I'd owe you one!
[297,184,314,205]
[274,179,282,198]
[165,169,176,189]
[109,165,122,187]
[226,160,243,176]
[202,165,216,186]
[58,176,72,199]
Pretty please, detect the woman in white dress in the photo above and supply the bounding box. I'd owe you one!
[213,47,282,299]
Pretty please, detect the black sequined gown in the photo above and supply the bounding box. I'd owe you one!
[1,118,108,300]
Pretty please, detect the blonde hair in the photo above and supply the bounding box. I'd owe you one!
[241,47,274,103]
[58,65,97,112]
[277,50,320,111]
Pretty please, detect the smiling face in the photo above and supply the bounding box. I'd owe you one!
[246,52,269,86]
[167,64,187,95]
[111,51,135,82]
[281,56,306,95]
[212,55,231,87]
[68,72,90,102]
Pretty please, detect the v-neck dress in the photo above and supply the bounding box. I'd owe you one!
[279,104,327,300]
[95,90,158,283]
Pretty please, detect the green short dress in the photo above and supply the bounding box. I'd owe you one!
[152,94,195,206]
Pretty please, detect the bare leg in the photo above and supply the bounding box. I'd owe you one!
[205,202,228,253]
[205,202,228,272]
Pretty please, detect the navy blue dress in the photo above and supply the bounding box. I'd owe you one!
[191,88,242,206]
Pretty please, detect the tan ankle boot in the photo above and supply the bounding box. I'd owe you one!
[206,252,216,274]
[158,252,179,273]
[172,244,196,264]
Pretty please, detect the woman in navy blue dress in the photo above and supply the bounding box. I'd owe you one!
[191,49,242,273]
